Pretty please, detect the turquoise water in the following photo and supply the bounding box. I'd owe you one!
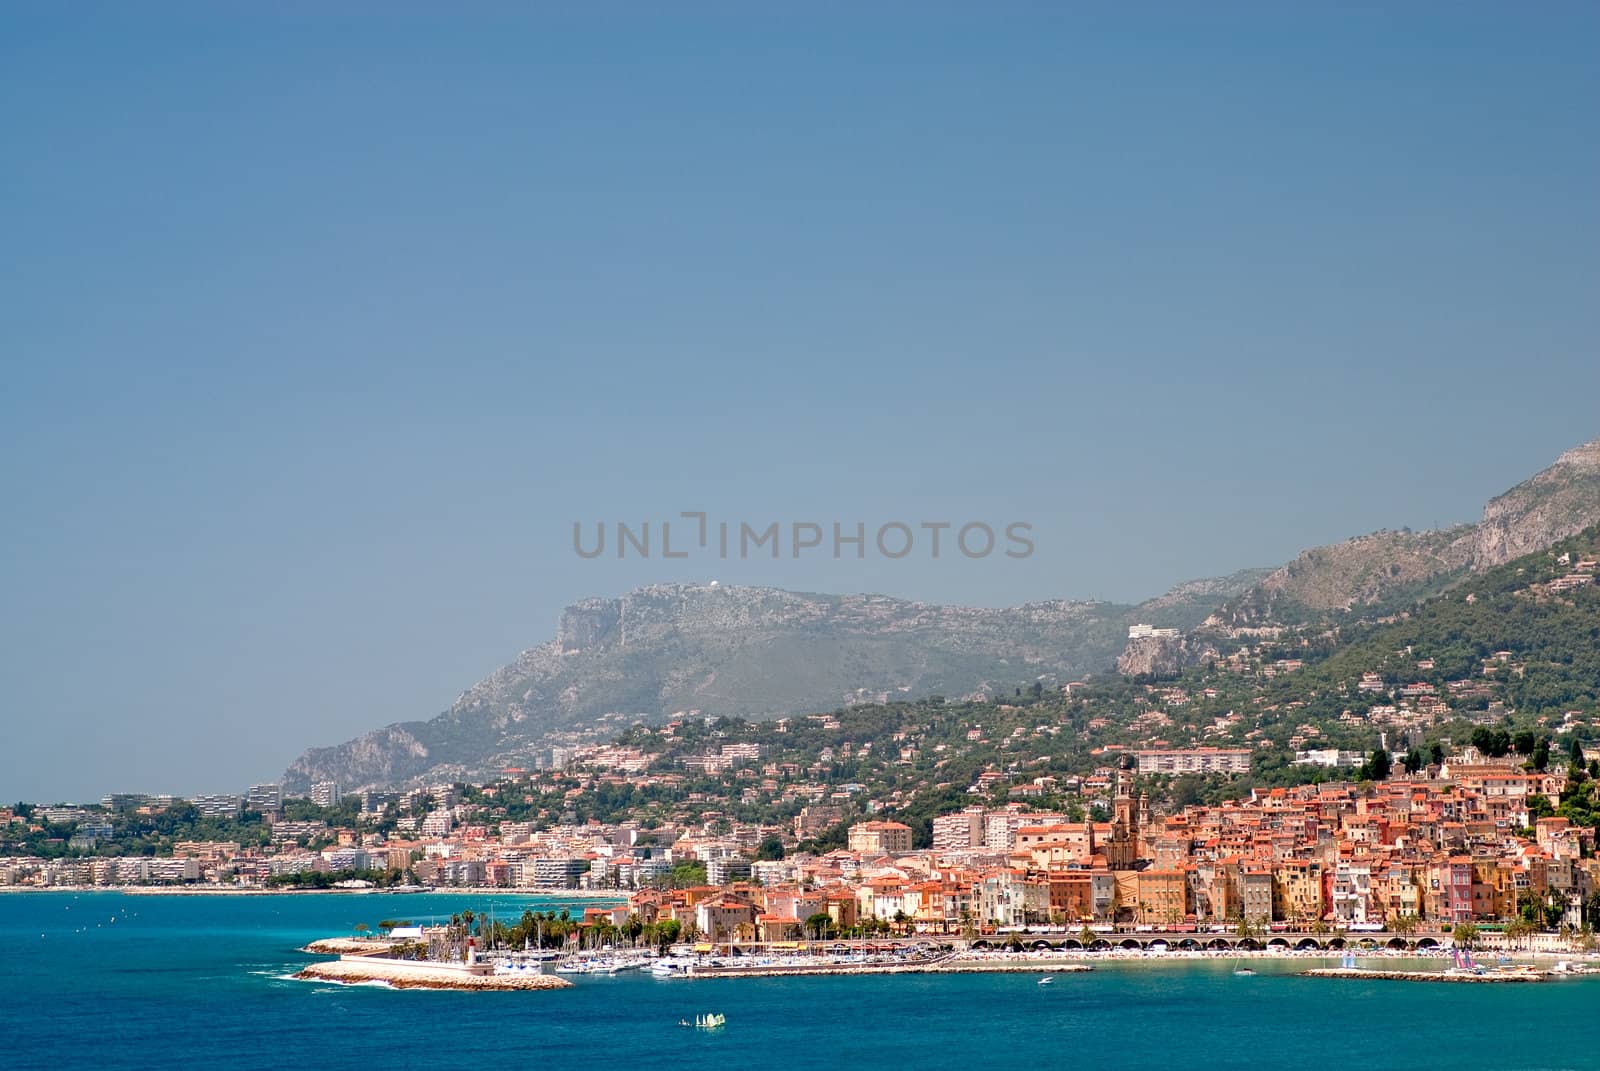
[3,891,1596,1071]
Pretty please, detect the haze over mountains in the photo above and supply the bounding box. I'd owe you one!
[284,439,1600,793]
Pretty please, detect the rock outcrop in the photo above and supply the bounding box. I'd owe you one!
[1472,439,1600,568]
[1115,634,1221,678]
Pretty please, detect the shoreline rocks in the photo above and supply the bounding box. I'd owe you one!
[301,938,398,955]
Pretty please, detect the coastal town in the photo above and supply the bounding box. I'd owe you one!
[6,741,1598,956]
[9,537,1599,958]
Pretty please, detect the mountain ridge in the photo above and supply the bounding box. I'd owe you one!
[283,438,1600,792]
[1206,438,1600,630]
[281,570,1265,792]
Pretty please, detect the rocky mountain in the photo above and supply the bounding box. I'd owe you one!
[282,571,1266,792]
[283,438,1598,792]
[1473,439,1600,567]
[1206,439,1600,630]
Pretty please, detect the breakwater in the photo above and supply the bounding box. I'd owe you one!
[1301,967,1544,984]
[296,958,573,990]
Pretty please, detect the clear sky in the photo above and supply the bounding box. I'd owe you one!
[3,4,1597,802]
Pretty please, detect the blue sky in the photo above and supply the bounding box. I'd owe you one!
[3,5,1597,801]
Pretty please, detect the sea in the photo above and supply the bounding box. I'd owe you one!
[3,891,1596,1071]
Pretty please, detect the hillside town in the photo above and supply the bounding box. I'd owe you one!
[5,743,1598,949]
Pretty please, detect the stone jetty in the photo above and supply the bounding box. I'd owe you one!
[1301,967,1544,984]
[296,959,573,990]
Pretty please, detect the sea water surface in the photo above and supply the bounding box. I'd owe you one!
[3,891,1596,1071]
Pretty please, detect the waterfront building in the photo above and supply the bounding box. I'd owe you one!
[532,857,590,888]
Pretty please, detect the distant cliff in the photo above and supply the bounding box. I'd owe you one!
[1204,439,1600,631]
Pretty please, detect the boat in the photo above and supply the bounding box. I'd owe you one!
[1232,967,1256,976]
[651,956,696,978]
[692,1013,726,1029]
[1038,976,1054,985]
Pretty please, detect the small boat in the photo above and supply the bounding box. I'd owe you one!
[692,1013,726,1030]
[1038,976,1054,985]
[1232,968,1255,976]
